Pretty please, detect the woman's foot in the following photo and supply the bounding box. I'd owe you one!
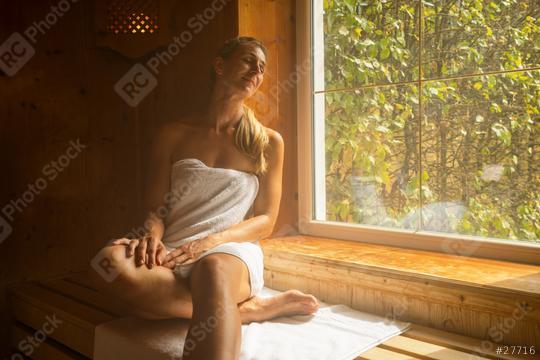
[238,289,320,324]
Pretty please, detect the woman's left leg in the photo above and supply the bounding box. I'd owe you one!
[182,253,252,360]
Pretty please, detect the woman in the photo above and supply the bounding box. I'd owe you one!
[90,37,319,360]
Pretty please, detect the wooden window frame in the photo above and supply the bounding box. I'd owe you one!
[295,0,540,265]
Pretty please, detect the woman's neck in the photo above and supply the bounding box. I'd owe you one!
[205,86,245,134]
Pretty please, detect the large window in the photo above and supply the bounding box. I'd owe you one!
[297,0,540,263]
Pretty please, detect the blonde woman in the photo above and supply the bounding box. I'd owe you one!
[90,37,319,360]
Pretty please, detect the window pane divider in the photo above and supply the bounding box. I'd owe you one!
[313,66,540,95]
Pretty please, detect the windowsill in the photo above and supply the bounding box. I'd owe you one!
[260,235,540,344]
[260,235,540,298]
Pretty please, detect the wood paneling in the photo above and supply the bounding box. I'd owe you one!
[238,0,299,236]
[0,0,237,356]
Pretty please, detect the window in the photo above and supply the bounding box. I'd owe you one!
[297,0,540,264]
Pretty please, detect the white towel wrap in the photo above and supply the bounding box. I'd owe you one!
[161,158,264,296]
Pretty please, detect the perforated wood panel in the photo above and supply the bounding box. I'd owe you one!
[107,0,159,34]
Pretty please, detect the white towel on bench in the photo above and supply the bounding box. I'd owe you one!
[94,287,410,360]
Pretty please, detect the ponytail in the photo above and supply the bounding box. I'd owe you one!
[235,105,269,175]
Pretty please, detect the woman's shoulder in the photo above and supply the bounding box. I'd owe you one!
[156,118,201,139]
[263,127,284,147]
[262,126,284,163]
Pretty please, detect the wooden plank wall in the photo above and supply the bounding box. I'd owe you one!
[0,0,237,356]
[238,0,299,236]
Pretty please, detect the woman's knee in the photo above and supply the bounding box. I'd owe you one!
[192,255,228,280]
[191,255,237,291]
[90,244,135,284]
[190,255,247,300]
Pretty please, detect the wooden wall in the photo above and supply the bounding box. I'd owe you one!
[1,0,298,356]
[239,0,299,235]
[0,0,240,356]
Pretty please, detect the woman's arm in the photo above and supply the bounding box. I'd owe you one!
[203,129,284,248]
[162,129,284,268]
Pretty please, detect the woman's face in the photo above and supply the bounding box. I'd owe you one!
[215,44,266,97]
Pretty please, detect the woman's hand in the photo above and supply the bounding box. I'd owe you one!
[111,233,167,269]
[162,236,215,269]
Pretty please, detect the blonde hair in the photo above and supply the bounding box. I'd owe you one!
[214,37,270,175]
[236,105,269,175]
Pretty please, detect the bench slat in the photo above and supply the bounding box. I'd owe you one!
[66,272,98,289]
[381,335,490,359]
[11,323,88,360]
[10,284,114,329]
[41,278,130,317]
[9,283,114,357]
[403,324,535,360]
[357,346,423,359]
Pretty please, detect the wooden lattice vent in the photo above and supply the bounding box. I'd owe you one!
[95,0,173,58]
[107,0,159,35]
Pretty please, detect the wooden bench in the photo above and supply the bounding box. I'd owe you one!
[8,272,533,360]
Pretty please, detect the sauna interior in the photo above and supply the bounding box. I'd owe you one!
[1,0,539,359]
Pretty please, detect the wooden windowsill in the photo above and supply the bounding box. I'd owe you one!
[260,235,540,346]
[260,235,540,298]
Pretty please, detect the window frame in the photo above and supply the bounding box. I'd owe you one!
[296,0,540,265]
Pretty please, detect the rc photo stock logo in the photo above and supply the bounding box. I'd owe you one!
[114,0,231,107]
[0,0,79,76]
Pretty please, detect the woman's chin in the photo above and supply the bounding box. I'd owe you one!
[238,87,254,97]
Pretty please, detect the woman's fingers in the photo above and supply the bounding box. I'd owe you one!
[161,260,176,269]
[163,248,181,264]
[175,253,192,265]
[111,238,130,246]
[135,238,148,266]
[177,256,198,266]
[162,242,199,268]
[127,239,139,257]
[165,253,193,268]
[146,235,157,269]
[156,245,166,266]
[162,251,185,268]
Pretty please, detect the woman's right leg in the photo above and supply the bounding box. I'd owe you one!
[88,244,193,319]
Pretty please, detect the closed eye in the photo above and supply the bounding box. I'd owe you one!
[244,57,265,74]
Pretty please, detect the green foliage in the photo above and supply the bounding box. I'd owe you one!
[322,0,540,243]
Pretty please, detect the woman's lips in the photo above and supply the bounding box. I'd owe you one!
[242,77,256,87]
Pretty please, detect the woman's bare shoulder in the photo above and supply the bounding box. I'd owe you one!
[262,127,285,169]
[264,127,284,149]
[155,118,199,142]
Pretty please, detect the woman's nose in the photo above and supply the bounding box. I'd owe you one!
[250,64,263,75]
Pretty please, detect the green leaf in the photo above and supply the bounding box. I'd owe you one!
[380,47,390,60]
[490,103,502,113]
[491,123,511,146]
